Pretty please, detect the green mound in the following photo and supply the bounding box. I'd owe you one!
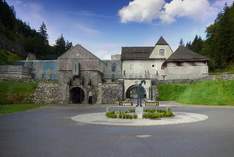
[0,80,38,104]
[158,80,234,106]
[0,49,23,65]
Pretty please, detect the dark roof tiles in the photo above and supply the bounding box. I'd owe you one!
[166,46,208,62]
[121,47,154,60]
[156,36,168,45]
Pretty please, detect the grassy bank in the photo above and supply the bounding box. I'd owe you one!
[0,80,38,104]
[0,80,41,114]
[158,80,234,106]
[0,104,42,115]
[0,49,23,65]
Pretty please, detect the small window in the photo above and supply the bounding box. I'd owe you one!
[176,62,182,66]
[159,49,165,56]
[190,62,196,66]
[111,63,116,72]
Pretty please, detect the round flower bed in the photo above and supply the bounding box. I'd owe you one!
[106,108,174,119]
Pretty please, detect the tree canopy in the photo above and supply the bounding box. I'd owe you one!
[0,0,73,60]
[187,3,234,71]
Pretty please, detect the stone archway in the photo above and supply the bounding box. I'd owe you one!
[70,87,85,104]
[126,85,146,99]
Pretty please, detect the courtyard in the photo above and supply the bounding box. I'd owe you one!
[1,102,234,157]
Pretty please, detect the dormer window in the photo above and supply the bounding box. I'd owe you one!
[159,49,165,56]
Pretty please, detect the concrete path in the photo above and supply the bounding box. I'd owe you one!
[71,112,208,126]
[1,103,234,157]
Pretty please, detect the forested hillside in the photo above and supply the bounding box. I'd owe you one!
[187,3,234,71]
[0,0,72,63]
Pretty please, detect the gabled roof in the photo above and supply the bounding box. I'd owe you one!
[58,44,103,62]
[156,36,168,45]
[166,46,208,62]
[121,47,154,60]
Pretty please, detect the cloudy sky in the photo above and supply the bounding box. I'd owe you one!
[6,0,234,59]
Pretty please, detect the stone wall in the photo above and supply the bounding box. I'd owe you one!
[206,73,234,80]
[163,62,209,80]
[0,65,31,79]
[29,81,62,104]
[97,82,123,104]
[103,60,122,80]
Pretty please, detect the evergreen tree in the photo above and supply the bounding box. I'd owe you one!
[179,39,184,46]
[65,41,73,50]
[55,34,66,56]
[39,22,48,45]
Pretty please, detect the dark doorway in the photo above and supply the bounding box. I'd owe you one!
[70,87,85,104]
[126,85,146,99]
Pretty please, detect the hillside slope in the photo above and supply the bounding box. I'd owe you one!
[158,80,234,105]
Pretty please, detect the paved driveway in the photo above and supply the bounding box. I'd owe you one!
[1,103,234,157]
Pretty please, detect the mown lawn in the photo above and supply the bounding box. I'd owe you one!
[0,80,38,104]
[158,80,234,106]
[0,49,23,65]
[0,104,43,115]
[0,80,41,114]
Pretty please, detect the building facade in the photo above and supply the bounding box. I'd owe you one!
[5,36,208,104]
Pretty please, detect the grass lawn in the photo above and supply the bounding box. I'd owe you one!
[0,49,23,65]
[158,80,234,106]
[0,80,38,104]
[0,104,43,115]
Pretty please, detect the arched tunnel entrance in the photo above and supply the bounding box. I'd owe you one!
[126,85,146,99]
[70,87,85,104]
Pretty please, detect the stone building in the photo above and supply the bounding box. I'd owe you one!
[58,44,105,104]
[162,46,209,80]
[0,36,209,104]
[121,37,208,100]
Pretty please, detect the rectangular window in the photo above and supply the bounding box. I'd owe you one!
[159,49,165,56]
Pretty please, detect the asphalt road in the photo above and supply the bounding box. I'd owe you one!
[1,103,234,157]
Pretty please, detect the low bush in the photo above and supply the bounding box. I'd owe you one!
[106,111,137,119]
[106,108,174,120]
[143,108,174,119]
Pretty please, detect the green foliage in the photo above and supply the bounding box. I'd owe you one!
[186,3,234,71]
[106,109,174,119]
[158,80,234,105]
[0,49,23,65]
[0,80,38,104]
[143,109,174,119]
[106,111,117,119]
[106,111,137,119]
[0,104,43,115]
[0,0,72,60]
[186,35,204,54]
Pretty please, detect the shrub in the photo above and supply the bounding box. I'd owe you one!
[106,111,137,119]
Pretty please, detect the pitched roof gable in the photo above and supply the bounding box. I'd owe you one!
[166,46,208,62]
[121,47,154,60]
[58,44,102,62]
[156,36,168,45]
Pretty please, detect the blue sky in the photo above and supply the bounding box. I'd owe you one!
[6,0,234,59]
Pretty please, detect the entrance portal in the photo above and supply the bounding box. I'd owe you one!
[70,87,85,104]
[126,85,146,99]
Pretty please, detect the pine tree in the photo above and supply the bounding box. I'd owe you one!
[55,34,66,56]
[39,22,48,45]
[179,39,184,46]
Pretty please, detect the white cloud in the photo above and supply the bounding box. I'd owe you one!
[119,0,233,24]
[118,0,165,23]
[160,0,215,23]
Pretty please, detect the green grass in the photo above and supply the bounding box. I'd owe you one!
[0,104,43,115]
[158,80,234,106]
[0,80,38,104]
[0,49,23,65]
